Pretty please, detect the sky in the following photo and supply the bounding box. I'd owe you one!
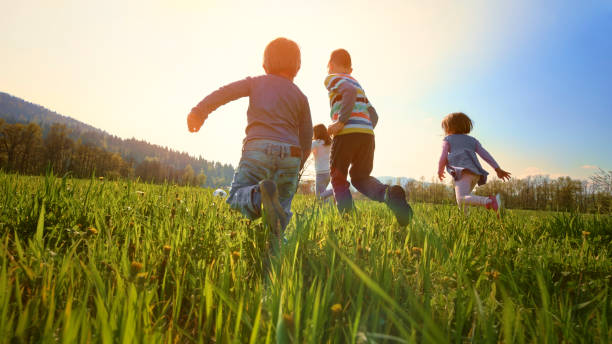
[1,0,611,182]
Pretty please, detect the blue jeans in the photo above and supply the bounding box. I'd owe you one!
[226,139,301,227]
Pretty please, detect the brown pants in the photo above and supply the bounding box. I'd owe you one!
[330,133,387,211]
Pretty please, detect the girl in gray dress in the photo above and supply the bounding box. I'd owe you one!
[437,112,511,211]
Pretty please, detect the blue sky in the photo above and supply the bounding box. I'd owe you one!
[492,3,611,177]
[1,1,610,181]
[403,1,612,179]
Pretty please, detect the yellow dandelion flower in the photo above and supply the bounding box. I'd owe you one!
[232,251,240,259]
[282,313,294,328]
[163,245,171,254]
[582,231,590,236]
[330,303,343,314]
[130,261,143,274]
[87,227,98,235]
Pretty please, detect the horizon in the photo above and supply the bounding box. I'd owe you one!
[1,89,602,184]
[1,1,611,182]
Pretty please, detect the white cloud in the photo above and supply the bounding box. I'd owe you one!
[518,167,566,179]
[520,167,545,176]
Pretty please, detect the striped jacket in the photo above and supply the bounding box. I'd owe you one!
[324,73,374,136]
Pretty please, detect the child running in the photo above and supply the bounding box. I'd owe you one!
[325,49,413,225]
[437,112,511,211]
[311,124,333,199]
[187,37,313,244]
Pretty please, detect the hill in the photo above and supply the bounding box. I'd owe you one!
[0,92,234,186]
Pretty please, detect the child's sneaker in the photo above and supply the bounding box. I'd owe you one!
[259,180,287,236]
[384,185,413,226]
[486,194,501,211]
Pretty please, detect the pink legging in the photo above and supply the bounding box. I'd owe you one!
[454,173,490,208]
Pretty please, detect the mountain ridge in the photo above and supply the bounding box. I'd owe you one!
[0,91,234,186]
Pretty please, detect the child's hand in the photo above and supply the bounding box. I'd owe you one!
[495,168,511,181]
[187,110,206,133]
[438,170,445,181]
[327,122,345,136]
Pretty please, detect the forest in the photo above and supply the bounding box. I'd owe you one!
[401,174,610,213]
[298,171,612,213]
[0,92,234,187]
[0,120,234,187]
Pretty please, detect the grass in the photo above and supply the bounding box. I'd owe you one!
[0,172,610,343]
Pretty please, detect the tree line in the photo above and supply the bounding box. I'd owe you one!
[0,120,233,187]
[0,92,234,187]
[400,173,612,213]
[297,171,611,214]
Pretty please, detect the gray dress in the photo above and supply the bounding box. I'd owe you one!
[444,134,489,185]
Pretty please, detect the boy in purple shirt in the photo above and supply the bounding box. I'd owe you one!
[187,38,313,244]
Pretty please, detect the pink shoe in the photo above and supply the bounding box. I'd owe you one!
[486,195,499,211]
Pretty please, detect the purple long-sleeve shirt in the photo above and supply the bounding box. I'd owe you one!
[192,74,313,165]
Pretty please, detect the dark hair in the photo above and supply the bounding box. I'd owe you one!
[263,37,301,78]
[442,112,473,134]
[329,49,351,68]
[313,124,331,145]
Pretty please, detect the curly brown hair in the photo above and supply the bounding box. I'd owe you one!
[441,112,473,135]
[313,124,331,145]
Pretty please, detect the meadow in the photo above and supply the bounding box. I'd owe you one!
[0,172,610,343]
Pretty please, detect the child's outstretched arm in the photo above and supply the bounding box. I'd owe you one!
[187,78,251,132]
[328,82,357,136]
[437,140,450,181]
[475,140,511,181]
